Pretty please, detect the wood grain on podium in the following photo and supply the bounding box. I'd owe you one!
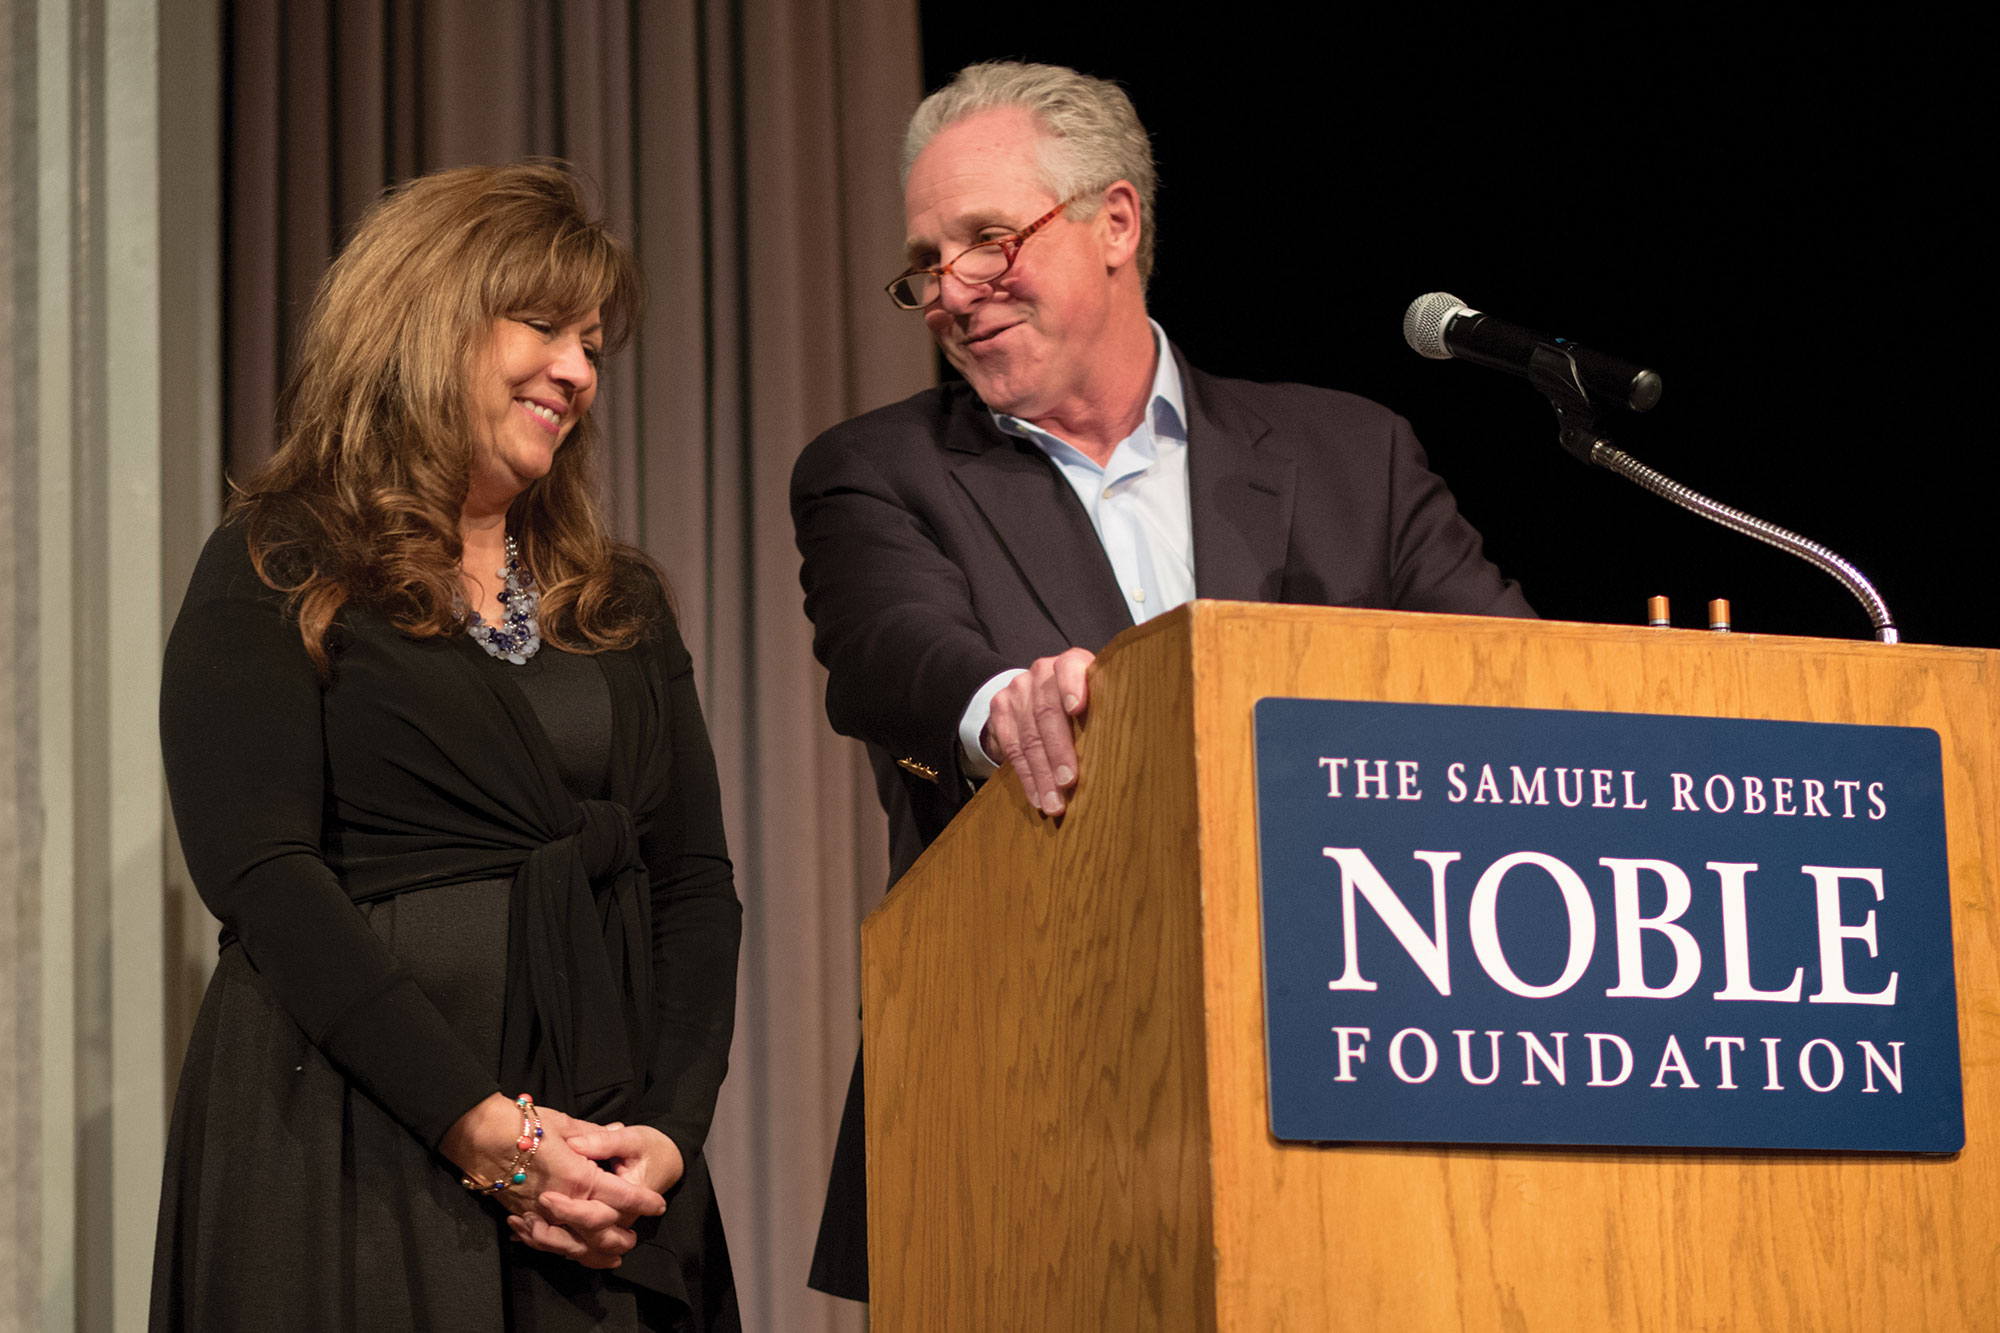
[864,614,1215,1330]
[863,602,2000,1331]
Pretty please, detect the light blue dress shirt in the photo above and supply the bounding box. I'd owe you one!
[958,322,1196,776]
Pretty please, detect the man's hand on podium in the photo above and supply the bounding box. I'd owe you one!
[981,647,1096,817]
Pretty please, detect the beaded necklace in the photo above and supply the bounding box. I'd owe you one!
[466,535,542,664]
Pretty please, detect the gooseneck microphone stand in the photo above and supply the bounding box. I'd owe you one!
[1527,348,1899,644]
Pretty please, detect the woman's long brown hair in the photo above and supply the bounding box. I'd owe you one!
[234,160,654,673]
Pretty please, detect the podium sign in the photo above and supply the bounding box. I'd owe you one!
[1253,697,1963,1152]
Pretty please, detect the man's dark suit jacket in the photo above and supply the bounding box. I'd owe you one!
[790,346,1533,1300]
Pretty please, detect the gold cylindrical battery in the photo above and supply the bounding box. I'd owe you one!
[1708,598,1732,632]
[1647,595,1671,627]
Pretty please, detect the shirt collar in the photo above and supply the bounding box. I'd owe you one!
[992,320,1187,461]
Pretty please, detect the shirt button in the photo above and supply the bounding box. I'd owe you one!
[1133,588,1147,603]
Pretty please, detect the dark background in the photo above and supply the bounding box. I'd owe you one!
[920,10,1984,647]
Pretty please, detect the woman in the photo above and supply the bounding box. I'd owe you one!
[152,162,741,1331]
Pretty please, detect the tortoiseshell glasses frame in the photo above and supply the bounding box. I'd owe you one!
[884,200,1071,310]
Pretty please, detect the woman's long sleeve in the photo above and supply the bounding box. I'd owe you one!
[161,530,501,1148]
[635,613,743,1162]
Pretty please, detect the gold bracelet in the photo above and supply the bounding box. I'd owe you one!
[459,1093,543,1196]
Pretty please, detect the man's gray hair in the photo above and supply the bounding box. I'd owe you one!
[902,61,1158,282]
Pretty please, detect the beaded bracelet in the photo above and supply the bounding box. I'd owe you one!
[460,1093,544,1196]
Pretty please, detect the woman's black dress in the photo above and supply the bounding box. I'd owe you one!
[150,525,742,1331]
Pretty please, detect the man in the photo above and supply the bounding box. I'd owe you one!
[792,61,1531,1301]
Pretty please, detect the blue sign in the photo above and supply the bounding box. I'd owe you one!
[1252,698,1962,1152]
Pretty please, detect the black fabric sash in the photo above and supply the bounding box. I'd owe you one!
[330,627,671,1135]
[499,795,653,1121]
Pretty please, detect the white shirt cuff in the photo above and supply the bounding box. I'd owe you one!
[958,669,1026,779]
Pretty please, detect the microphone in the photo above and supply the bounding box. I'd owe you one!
[1403,292,1663,413]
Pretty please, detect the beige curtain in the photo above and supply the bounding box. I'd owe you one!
[12,0,227,1324]
[2,9,40,1325]
[221,2,932,1328]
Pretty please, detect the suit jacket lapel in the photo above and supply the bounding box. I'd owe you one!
[945,394,1135,653]
[1181,351,1296,603]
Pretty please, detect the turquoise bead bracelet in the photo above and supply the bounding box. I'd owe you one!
[460,1093,544,1196]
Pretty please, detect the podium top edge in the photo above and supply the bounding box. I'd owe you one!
[1109,599,1997,661]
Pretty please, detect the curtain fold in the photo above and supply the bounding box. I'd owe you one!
[2,6,43,1320]
[221,3,931,1326]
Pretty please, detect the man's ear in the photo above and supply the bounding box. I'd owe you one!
[1094,180,1143,272]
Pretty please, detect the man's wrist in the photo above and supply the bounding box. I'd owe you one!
[958,669,1027,777]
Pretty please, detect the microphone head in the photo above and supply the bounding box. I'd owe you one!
[1403,291,1475,359]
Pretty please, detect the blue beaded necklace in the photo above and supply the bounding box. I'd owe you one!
[467,535,542,665]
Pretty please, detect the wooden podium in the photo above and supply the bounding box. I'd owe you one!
[859,602,2000,1331]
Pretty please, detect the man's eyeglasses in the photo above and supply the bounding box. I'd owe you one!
[885,201,1069,311]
